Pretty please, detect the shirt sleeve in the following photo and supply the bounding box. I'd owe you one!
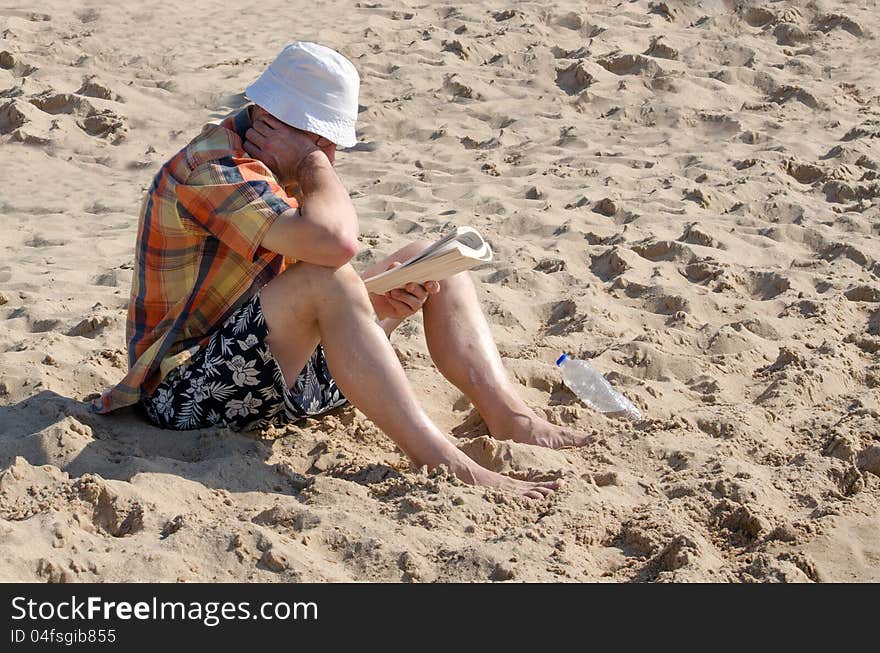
[176,157,298,261]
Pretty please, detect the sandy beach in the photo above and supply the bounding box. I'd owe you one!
[1,0,879,582]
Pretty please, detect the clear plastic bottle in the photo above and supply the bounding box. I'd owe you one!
[556,353,641,420]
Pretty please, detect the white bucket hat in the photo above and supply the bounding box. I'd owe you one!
[246,42,360,148]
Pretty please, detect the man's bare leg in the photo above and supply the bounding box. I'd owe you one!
[258,261,560,498]
[362,243,592,449]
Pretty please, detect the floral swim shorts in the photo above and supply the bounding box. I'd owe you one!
[141,292,347,431]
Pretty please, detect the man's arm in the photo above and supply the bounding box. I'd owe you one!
[244,115,359,268]
[259,152,359,268]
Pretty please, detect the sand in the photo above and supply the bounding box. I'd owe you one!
[1,0,879,582]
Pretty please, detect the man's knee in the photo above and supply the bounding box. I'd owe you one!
[437,268,474,293]
[284,260,356,283]
[262,262,369,331]
[286,262,368,305]
[263,261,358,305]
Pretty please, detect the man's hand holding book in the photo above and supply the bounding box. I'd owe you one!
[368,261,441,321]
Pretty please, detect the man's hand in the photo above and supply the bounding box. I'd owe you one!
[244,113,322,186]
[368,262,440,321]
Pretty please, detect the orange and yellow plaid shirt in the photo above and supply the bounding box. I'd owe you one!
[95,107,296,413]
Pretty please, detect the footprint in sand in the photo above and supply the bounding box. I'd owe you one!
[24,234,66,248]
[483,300,524,329]
[441,39,472,60]
[642,291,691,316]
[679,224,721,249]
[0,51,37,78]
[842,119,880,141]
[596,54,662,77]
[31,318,63,333]
[740,270,793,301]
[592,197,618,217]
[76,76,124,103]
[67,315,113,338]
[553,11,589,31]
[681,259,724,285]
[818,242,871,268]
[555,61,594,95]
[741,6,775,28]
[785,160,825,185]
[590,247,634,281]
[544,298,589,336]
[843,285,880,303]
[630,239,697,264]
[78,111,127,140]
[492,9,521,22]
[443,74,479,100]
[534,258,566,274]
[768,84,821,110]
[815,13,864,38]
[774,23,810,47]
[648,2,676,22]
[92,271,119,287]
[75,8,101,23]
[643,36,679,60]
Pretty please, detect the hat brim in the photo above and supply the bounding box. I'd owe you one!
[246,76,358,149]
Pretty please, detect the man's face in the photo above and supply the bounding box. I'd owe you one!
[250,105,337,165]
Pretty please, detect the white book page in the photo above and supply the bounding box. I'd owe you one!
[397,227,481,267]
[363,227,490,286]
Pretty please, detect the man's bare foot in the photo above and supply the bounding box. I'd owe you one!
[490,408,593,449]
[443,454,560,499]
[464,465,561,500]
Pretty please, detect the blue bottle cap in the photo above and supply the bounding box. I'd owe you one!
[555,353,568,366]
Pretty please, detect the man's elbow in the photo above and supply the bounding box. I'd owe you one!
[324,235,359,268]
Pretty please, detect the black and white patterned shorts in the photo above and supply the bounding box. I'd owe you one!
[141,292,347,431]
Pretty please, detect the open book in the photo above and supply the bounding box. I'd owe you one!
[363,226,493,295]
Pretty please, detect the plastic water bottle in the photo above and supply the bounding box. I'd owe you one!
[556,353,641,420]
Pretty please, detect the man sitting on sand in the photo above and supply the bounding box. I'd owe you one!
[94,42,590,498]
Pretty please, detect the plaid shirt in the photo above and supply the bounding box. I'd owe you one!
[95,107,296,413]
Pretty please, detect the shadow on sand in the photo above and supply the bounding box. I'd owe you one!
[0,390,315,497]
